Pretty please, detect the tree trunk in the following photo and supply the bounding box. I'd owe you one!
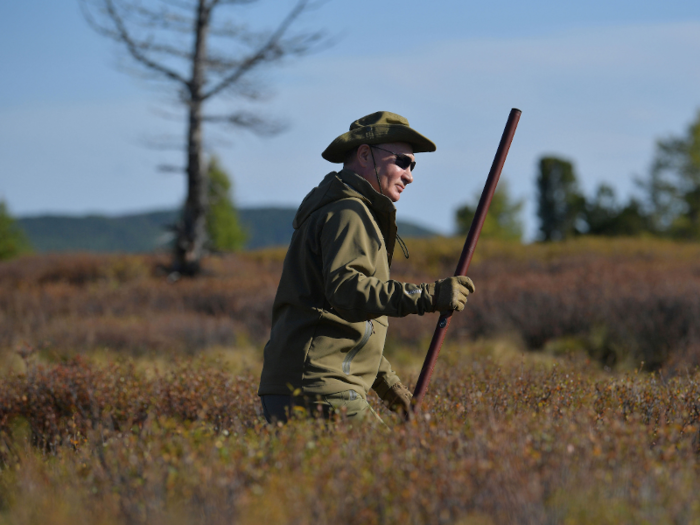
[173,0,209,276]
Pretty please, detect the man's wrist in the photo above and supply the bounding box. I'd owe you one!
[425,282,437,312]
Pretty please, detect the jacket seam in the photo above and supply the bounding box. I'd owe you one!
[300,308,325,390]
[342,320,374,375]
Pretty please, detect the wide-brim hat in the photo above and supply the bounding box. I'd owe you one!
[322,111,436,163]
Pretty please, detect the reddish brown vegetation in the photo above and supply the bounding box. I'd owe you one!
[392,241,700,372]
[0,252,280,356]
[2,239,700,372]
[2,350,700,524]
[2,240,700,523]
[0,355,258,452]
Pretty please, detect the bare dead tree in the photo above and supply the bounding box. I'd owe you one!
[80,0,324,275]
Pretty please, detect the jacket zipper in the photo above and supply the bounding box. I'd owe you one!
[342,320,373,375]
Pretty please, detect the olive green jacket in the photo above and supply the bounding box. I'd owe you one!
[258,169,437,400]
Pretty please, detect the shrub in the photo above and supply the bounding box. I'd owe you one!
[1,351,700,524]
[3,238,700,370]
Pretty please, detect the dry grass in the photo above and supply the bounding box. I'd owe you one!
[3,237,700,373]
[389,237,700,372]
[2,239,700,523]
[0,346,699,524]
[0,252,279,360]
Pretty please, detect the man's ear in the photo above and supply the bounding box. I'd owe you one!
[356,144,372,169]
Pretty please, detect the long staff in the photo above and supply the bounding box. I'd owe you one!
[411,108,522,412]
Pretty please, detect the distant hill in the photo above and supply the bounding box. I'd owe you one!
[17,207,437,253]
[18,211,178,253]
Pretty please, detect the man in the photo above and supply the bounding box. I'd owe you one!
[258,111,474,423]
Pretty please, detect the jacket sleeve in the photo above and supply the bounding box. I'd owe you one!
[320,200,436,322]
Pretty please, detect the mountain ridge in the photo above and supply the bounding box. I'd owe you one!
[17,207,438,253]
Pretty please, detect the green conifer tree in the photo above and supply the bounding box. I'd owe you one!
[536,157,586,241]
[644,110,700,238]
[0,201,31,260]
[205,158,247,252]
[455,181,524,241]
[584,184,650,236]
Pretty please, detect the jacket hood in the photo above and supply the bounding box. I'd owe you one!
[293,169,398,266]
[293,169,395,230]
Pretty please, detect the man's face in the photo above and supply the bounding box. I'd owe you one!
[369,142,415,202]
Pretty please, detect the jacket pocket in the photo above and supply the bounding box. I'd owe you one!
[342,320,373,376]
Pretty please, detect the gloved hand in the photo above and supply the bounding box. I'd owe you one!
[433,276,475,312]
[381,382,413,414]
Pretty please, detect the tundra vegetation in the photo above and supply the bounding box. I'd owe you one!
[1,237,700,524]
[0,201,31,261]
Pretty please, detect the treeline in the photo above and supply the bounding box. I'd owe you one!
[458,109,700,242]
[535,156,648,240]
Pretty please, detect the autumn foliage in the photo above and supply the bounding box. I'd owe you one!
[2,348,700,524]
[2,238,700,524]
[2,237,700,370]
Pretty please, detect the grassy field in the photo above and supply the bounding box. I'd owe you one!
[1,238,700,524]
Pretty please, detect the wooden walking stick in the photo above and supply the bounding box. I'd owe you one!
[411,108,522,414]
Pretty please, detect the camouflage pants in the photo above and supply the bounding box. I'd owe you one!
[260,390,384,425]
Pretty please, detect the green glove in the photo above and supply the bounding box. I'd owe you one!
[381,382,413,414]
[433,276,475,312]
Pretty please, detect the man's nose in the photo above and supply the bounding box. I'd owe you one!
[403,168,413,184]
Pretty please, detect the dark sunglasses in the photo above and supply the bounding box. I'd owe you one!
[371,146,416,172]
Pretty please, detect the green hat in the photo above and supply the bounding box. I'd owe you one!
[322,111,436,163]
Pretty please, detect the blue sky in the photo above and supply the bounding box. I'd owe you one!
[2,0,700,238]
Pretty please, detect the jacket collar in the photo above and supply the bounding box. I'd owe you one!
[337,169,395,213]
[337,169,398,266]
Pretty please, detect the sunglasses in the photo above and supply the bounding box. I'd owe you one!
[371,146,416,172]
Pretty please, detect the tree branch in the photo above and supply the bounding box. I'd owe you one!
[211,0,258,6]
[138,41,193,61]
[83,0,190,86]
[91,0,195,34]
[202,111,287,136]
[126,1,194,30]
[157,164,186,173]
[201,52,241,71]
[157,0,198,11]
[207,21,249,39]
[202,0,319,100]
